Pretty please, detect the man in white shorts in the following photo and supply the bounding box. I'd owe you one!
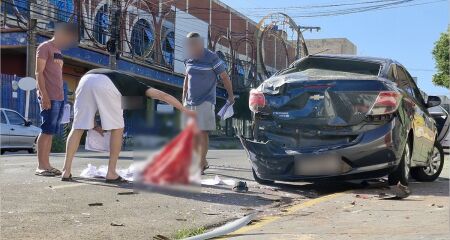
[61,68,196,183]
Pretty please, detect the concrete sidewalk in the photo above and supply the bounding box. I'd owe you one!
[226,160,450,240]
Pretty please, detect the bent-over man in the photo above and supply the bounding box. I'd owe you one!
[61,68,196,183]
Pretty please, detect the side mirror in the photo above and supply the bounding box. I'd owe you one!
[24,121,32,127]
[427,96,441,108]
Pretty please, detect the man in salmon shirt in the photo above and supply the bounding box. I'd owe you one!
[34,23,77,176]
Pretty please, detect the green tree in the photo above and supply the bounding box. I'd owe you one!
[432,31,449,88]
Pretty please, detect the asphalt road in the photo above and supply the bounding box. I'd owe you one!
[0,150,449,239]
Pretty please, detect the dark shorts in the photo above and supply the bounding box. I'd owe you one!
[40,99,64,135]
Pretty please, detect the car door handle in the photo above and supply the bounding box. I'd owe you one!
[10,128,15,131]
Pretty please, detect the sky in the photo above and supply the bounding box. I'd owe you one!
[221,0,449,96]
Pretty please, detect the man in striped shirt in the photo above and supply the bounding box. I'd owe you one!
[182,32,235,173]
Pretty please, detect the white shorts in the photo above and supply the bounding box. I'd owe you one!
[72,74,124,130]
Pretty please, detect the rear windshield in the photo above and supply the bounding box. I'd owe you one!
[288,57,382,78]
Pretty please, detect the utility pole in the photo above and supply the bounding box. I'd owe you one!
[108,0,121,69]
[26,0,37,77]
[296,25,320,58]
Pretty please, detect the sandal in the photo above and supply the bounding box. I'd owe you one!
[61,174,73,182]
[48,167,62,176]
[201,164,210,175]
[105,176,129,184]
[35,169,55,177]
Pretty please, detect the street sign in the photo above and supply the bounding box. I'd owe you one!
[18,77,36,91]
[18,77,37,120]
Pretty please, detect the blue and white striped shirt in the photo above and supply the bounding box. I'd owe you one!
[185,48,226,106]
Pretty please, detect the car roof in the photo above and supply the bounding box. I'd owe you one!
[305,54,397,65]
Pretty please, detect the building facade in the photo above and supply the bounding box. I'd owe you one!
[1,0,298,136]
[305,38,357,55]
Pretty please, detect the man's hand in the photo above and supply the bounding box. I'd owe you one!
[184,109,197,119]
[227,95,235,104]
[93,126,104,136]
[40,96,51,110]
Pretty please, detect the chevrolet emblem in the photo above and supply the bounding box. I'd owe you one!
[310,94,324,100]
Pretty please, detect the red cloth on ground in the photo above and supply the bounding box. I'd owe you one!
[141,121,196,184]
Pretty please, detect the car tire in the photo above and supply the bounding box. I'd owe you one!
[28,139,37,154]
[252,168,275,185]
[1,149,5,155]
[388,140,411,186]
[411,142,444,182]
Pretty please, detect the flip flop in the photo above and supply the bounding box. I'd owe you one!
[61,174,73,182]
[201,164,210,175]
[105,176,129,184]
[35,169,55,177]
[48,167,62,176]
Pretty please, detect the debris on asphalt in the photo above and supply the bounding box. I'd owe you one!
[88,202,103,207]
[110,222,125,227]
[153,235,171,240]
[378,182,411,200]
[176,218,187,221]
[202,212,220,216]
[355,194,369,199]
[240,207,255,211]
[117,191,137,195]
[391,182,411,199]
[232,181,249,193]
[201,175,235,186]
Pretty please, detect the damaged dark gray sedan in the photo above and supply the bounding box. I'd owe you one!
[242,55,447,185]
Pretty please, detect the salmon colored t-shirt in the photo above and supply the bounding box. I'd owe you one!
[36,40,64,101]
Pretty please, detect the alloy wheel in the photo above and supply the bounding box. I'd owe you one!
[423,146,441,176]
[404,143,411,180]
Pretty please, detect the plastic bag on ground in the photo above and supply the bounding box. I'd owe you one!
[80,164,135,181]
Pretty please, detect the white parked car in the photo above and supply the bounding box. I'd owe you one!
[429,106,449,153]
[0,108,41,154]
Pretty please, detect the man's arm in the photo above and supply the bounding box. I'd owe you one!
[219,72,235,104]
[35,58,51,110]
[182,73,188,104]
[146,88,196,117]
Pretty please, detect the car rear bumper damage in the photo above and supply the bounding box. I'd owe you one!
[241,120,404,182]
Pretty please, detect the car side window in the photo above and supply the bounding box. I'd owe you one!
[395,66,417,98]
[4,111,25,125]
[405,71,426,107]
[0,112,6,124]
[387,65,396,81]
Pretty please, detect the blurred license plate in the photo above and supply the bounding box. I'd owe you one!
[295,155,340,175]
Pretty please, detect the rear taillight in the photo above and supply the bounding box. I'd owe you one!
[368,91,402,115]
[249,89,266,112]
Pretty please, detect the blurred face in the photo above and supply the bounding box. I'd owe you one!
[54,28,78,48]
[186,38,204,58]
